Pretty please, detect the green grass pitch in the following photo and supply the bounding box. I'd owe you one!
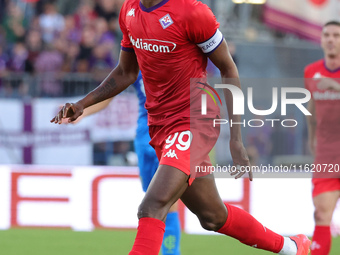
[1,229,340,254]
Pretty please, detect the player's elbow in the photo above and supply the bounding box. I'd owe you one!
[116,64,139,85]
[121,68,139,85]
[128,70,139,84]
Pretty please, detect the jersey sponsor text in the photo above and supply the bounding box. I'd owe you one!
[129,35,176,53]
[313,91,340,100]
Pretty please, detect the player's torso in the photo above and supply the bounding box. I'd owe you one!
[305,60,340,157]
[122,0,208,123]
[123,0,201,70]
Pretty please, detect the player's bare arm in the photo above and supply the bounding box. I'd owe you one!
[209,39,252,181]
[50,50,139,124]
[81,98,113,117]
[306,97,317,155]
[60,98,113,125]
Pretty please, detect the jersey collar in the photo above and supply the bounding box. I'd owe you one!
[323,60,340,73]
[139,0,169,13]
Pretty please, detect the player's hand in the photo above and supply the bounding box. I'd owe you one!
[229,140,253,181]
[317,78,340,91]
[56,104,84,125]
[50,102,84,124]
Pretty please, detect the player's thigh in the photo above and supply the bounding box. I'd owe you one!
[180,174,227,226]
[138,164,189,220]
[313,190,340,224]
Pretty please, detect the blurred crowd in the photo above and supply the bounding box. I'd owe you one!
[0,0,124,97]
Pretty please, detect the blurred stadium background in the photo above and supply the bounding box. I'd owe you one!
[0,0,340,254]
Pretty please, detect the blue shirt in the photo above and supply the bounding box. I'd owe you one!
[132,72,148,139]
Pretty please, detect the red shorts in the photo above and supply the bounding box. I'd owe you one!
[312,155,340,197]
[149,118,220,185]
[312,178,340,197]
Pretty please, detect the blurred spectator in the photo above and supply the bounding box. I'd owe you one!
[35,43,63,97]
[0,0,8,23]
[53,36,68,55]
[0,44,8,90]
[3,3,27,44]
[107,16,120,36]
[0,0,124,99]
[61,42,79,72]
[0,45,8,73]
[39,2,65,43]
[115,0,125,10]
[95,0,120,35]
[95,17,117,59]
[76,59,90,73]
[25,29,43,73]
[95,0,118,24]
[90,17,116,76]
[8,42,28,72]
[0,26,5,46]
[74,0,97,29]
[91,44,114,80]
[35,0,52,16]
[18,0,38,24]
[95,17,115,45]
[57,0,80,16]
[28,15,41,31]
[76,25,96,72]
[60,15,82,43]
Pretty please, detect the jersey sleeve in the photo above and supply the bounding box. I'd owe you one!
[119,3,134,52]
[185,2,223,54]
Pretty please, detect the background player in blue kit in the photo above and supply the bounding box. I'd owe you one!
[70,72,181,255]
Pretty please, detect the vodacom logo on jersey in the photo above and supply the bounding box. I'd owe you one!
[129,35,177,53]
